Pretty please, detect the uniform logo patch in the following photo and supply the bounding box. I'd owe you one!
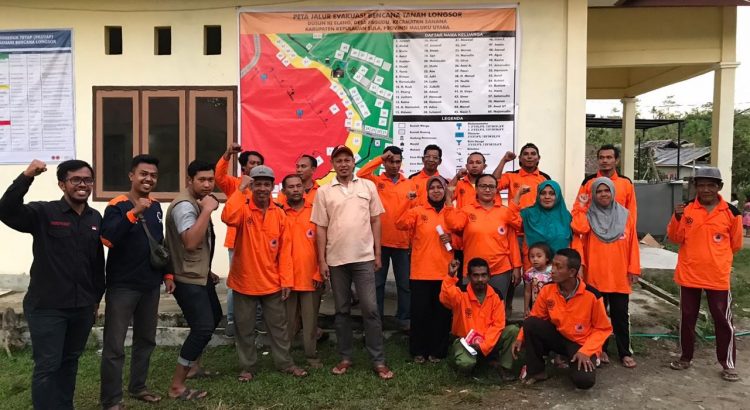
[464,308,473,318]
[513,182,520,189]
[420,214,429,222]
[270,239,278,248]
[247,218,254,225]
[685,216,693,225]
[50,221,71,227]
[156,211,163,224]
[546,299,555,309]
[306,229,314,239]
[575,323,585,334]
[468,213,477,222]
[497,225,507,235]
[459,188,465,195]
[713,234,723,243]
[378,182,385,190]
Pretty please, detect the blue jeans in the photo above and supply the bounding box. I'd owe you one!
[25,302,95,410]
[375,246,411,325]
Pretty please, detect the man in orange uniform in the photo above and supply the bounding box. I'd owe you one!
[572,177,640,368]
[513,248,612,389]
[493,143,551,209]
[221,165,306,381]
[409,144,442,206]
[279,174,324,368]
[215,142,264,337]
[577,144,637,219]
[440,258,519,377]
[667,167,743,382]
[276,154,320,206]
[357,146,416,330]
[451,152,487,209]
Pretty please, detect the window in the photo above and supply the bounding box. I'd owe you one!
[204,25,221,55]
[154,27,171,55]
[93,87,236,201]
[105,26,122,55]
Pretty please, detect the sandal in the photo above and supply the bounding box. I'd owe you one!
[374,364,394,380]
[428,356,442,363]
[413,355,426,364]
[187,367,220,379]
[281,366,308,377]
[171,388,207,401]
[331,360,352,375]
[307,358,324,369]
[237,371,254,383]
[669,360,691,370]
[721,369,740,382]
[599,352,611,365]
[130,390,162,403]
[621,356,637,369]
[521,372,549,385]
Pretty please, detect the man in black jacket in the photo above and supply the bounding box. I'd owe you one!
[0,159,104,410]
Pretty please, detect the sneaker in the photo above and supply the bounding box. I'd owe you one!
[255,321,268,334]
[225,321,235,338]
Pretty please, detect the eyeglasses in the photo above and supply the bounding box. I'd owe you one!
[66,177,95,186]
[476,184,497,190]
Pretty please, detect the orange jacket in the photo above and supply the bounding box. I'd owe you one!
[215,156,253,249]
[517,281,613,357]
[440,275,505,356]
[221,190,292,296]
[577,171,637,221]
[409,169,440,207]
[396,204,455,280]
[667,197,743,291]
[280,202,323,292]
[357,157,415,249]
[276,181,319,208]
[445,202,522,276]
[571,203,640,294]
[498,168,551,209]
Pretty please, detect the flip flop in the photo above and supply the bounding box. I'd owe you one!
[331,360,352,375]
[521,373,549,385]
[669,360,691,370]
[721,369,740,382]
[237,371,254,383]
[130,390,162,403]
[187,368,220,379]
[413,355,426,364]
[374,364,394,380]
[171,388,207,401]
[428,356,442,363]
[281,366,308,377]
[621,356,637,369]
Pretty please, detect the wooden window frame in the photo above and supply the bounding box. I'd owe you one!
[93,86,237,202]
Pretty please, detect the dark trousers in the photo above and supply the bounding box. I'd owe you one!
[24,302,94,410]
[679,286,736,369]
[330,261,385,365]
[409,280,451,358]
[602,292,632,359]
[100,287,160,408]
[523,317,596,389]
[173,280,222,365]
[375,246,411,325]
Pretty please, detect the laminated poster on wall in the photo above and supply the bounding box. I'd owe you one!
[0,29,75,164]
[238,8,518,186]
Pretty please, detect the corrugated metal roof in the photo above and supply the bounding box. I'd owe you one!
[653,147,711,166]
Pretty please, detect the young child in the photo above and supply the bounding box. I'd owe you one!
[523,242,553,318]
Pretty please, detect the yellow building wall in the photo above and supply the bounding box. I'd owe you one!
[0,0,587,276]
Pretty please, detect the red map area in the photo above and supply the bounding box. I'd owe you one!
[240,34,349,180]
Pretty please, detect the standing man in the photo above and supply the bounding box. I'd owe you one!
[0,159,104,410]
[312,145,393,380]
[409,144,442,206]
[164,160,222,400]
[277,154,320,206]
[357,146,416,330]
[667,167,743,382]
[493,143,551,209]
[215,142,264,337]
[576,144,637,218]
[280,174,324,368]
[222,165,307,381]
[451,151,488,209]
[100,155,165,408]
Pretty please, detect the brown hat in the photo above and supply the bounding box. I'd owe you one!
[331,144,354,159]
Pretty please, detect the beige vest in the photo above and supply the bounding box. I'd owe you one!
[165,191,214,285]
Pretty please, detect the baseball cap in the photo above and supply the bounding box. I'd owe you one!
[249,165,275,181]
[693,167,722,182]
[331,145,354,158]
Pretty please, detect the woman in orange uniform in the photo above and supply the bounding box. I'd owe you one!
[396,176,454,363]
[571,177,640,368]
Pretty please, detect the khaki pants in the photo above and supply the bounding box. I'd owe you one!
[286,290,322,361]
[234,291,294,372]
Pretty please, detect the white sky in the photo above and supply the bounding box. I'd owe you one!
[586,7,750,117]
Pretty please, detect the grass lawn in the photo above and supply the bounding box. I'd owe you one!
[0,333,505,409]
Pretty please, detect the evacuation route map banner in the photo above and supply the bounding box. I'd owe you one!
[0,30,75,164]
[239,9,517,183]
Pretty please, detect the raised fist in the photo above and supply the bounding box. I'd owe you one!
[227,142,242,155]
[674,203,685,216]
[24,160,47,178]
[239,175,253,192]
[519,185,531,195]
[448,259,460,277]
[503,151,517,162]
[199,194,219,212]
[132,198,151,217]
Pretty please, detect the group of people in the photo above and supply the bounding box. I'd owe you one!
[0,138,743,409]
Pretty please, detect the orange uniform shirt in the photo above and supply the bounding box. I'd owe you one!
[396,205,455,280]
[276,181,319,208]
[571,204,641,294]
[445,202,522,276]
[409,169,440,207]
[215,156,253,249]
[517,281,613,357]
[221,190,292,296]
[440,275,505,356]
[280,202,322,292]
[498,168,551,209]
[577,171,637,221]
[454,176,478,209]
[357,157,415,249]
[667,197,743,291]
